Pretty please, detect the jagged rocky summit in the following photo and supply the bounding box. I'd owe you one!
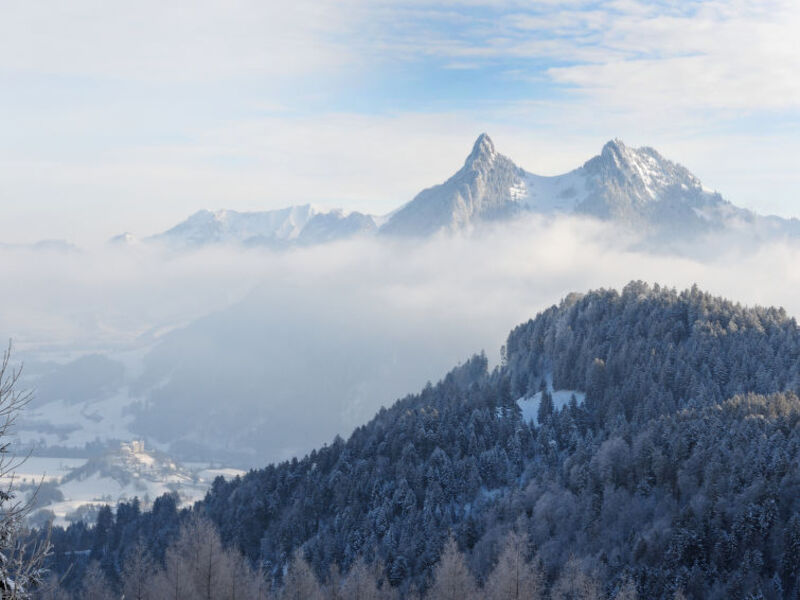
[124,135,800,247]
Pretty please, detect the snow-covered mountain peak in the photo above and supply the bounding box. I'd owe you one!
[379,133,525,236]
[599,138,638,171]
[563,139,748,236]
[600,137,626,155]
[585,139,705,203]
[108,232,139,246]
[597,138,658,175]
[466,133,497,166]
[148,203,376,248]
[380,134,757,238]
[137,134,795,245]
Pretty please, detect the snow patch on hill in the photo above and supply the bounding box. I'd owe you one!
[516,376,585,425]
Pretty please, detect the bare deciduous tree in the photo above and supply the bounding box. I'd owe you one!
[31,574,70,600]
[551,556,603,600]
[222,545,267,600]
[484,531,544,600]
[157,514,226,599]
[280,550,324,600]
[613,577,638,600]
[121,541,156,600]
[151,512,268,600]
[281,551,322,600]
[425,535,477,600]
[0,344,52,599]
[338,557,395,600]
[79,561,114,600]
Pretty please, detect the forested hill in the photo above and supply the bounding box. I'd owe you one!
[504,282,800,426]
[44,282,800,599]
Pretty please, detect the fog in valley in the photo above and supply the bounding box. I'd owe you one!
[4,215,800,466]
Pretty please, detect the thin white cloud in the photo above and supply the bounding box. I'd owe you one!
[0,0,360,81]
[1,0,798,244]
[4,0,798,110]
[547,2,800,111]
[364,0,800,112]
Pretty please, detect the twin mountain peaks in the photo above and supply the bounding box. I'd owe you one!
[121,134,799,248]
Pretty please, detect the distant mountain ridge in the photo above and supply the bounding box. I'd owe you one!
[144,204,377,249]
[116,135,800,247]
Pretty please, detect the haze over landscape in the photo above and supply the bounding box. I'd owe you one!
[4,134,799,467]
[1,1,799,599]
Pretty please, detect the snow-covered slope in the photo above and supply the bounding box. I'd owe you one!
[380,134,525,236]
[296,209,377,245]
[7,443,244,527]
[151,205,317,247]
[121,134,799,246]
[516,373,586,426]
[108,232,140,246]
[147,205,377,248]
[380,134,800,240]
[573,140,739,237]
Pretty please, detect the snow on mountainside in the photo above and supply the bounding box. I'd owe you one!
[148,204,377,248]
[296,209,377,245]
[108,232,139,245]
[574,140,740,236]
[516,372,586,426]
[118,134,800,247]
[379,134,789,239]
[380,133,526,236]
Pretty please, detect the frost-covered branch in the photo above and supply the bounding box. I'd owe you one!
[0,342,51,599]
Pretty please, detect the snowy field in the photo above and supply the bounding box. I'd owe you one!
[1,448,244,527]
[1,456,85,485]
[18,390,140,448]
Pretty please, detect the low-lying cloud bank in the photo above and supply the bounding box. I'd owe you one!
[4,215,800,465]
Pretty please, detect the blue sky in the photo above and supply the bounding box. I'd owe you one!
[1,0,799,243]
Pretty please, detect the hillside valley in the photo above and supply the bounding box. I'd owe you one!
[7,2,800,598]
[10,135,800,474]
[39,282,800,599]
[5,135,800,541]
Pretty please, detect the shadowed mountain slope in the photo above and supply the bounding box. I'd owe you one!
[45,282,800,599]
